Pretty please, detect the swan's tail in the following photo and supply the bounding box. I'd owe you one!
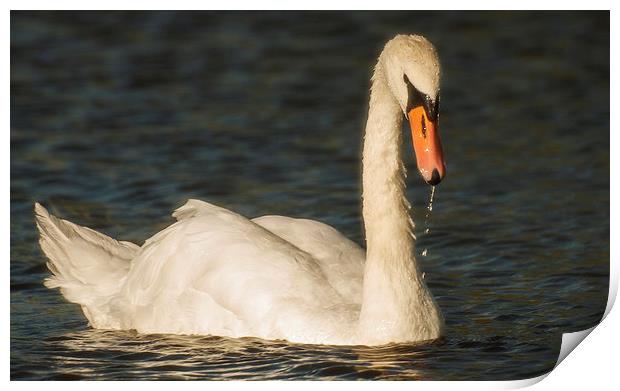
[34,202,139,327]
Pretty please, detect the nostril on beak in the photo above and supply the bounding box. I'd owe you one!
[427,169,441,186]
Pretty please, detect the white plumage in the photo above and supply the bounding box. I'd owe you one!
[35,34,445,346]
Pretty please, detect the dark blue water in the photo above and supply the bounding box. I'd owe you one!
[11,11,609,380]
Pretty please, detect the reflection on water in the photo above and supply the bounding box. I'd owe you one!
[14,326,553,380]
[11,11,609,380]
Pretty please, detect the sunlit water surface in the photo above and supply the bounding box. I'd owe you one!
[11,11,609,380]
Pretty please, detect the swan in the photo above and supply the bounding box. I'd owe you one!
[35,34,446,346]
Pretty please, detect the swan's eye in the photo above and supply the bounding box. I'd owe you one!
[421,116,427,138]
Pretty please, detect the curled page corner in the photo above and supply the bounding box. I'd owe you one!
[505,272,616,388]
[553,267,615,370]
[501,326,598,389]
[554,326,596,368]
[548,268,615,373]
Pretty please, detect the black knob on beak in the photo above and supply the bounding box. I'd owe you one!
[427,169,442,186]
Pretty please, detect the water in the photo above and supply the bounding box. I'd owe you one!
[11,11,609,380]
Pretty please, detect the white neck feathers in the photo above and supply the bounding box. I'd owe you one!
[357,62,443,344]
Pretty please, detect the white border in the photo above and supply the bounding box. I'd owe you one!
[6,3,616,389]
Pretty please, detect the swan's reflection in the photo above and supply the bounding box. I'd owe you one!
[47,328,438,380]
[347,340,440,380]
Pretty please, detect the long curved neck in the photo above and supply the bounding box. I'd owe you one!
[357,63,442,344]
[361,64,418,277]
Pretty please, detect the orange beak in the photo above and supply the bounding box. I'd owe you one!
[408,105,445,185]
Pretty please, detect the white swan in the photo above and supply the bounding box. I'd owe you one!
[35,34,446,346]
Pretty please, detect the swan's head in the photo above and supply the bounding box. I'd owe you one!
[379,34,445,185]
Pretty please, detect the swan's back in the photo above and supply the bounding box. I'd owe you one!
[38,199,366,344]
[121,200,366,342]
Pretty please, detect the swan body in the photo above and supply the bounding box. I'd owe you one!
[36,34,446,346]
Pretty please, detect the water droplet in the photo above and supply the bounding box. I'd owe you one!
[421,186,436,258]
[428,186,436,212]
